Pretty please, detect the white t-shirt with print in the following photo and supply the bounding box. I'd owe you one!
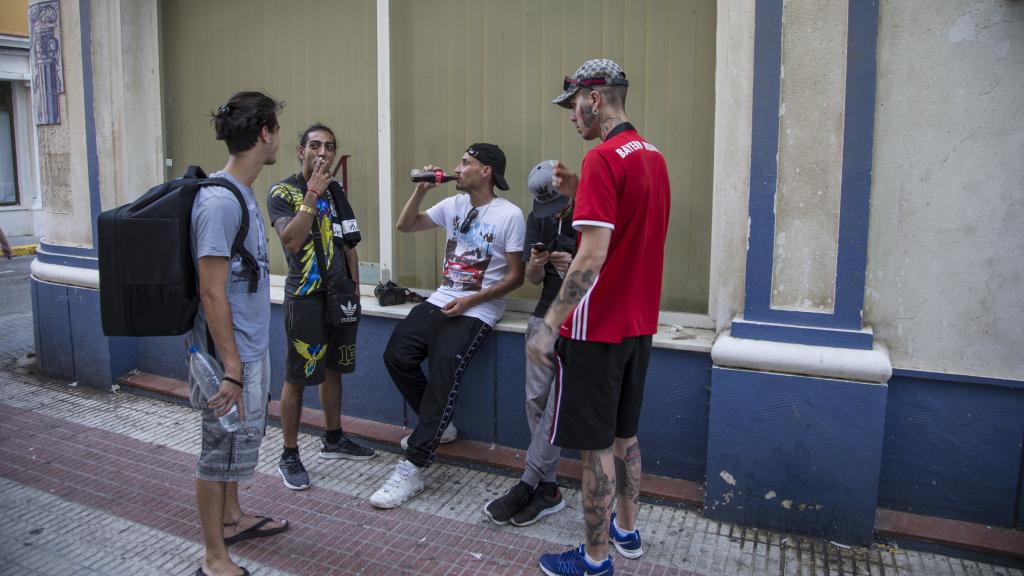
[425,194,525,326]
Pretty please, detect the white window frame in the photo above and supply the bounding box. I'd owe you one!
[0,36,41,220]
[370,1,713,331]
[140,1,720,350]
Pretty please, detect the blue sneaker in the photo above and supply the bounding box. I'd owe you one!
[539,544,613,576]
[608,513,643,558]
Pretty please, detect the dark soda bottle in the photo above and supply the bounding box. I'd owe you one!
[410,169,457,184]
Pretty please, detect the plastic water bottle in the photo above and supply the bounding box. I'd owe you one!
[188,346,241,432]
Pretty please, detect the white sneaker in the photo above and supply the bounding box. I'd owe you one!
[369,460,425,509]
[400,422,458,450]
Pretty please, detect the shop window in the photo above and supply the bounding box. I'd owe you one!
[0,81,18,206]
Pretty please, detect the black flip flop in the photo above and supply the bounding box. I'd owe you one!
[223,515,289,545]
[195,568,249,576]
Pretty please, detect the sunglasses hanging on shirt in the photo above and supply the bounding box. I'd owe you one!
[460,207,479,234]
[458,201,494,235]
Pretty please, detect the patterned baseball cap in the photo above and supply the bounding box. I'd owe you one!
[552,58,628,109]
[527,160,569,218]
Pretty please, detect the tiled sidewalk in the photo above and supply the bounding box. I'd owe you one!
[0,312,1020,575]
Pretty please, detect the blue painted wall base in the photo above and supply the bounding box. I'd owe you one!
[731,317,873,350]
[33,279,137,389]
[32,278,1024,531]
[879,372,1024,528]
[31,279,712,482]
[705,367,888,544]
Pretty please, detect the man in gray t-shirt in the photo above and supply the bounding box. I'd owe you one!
[191,170,271,361]
[187,91,288,576]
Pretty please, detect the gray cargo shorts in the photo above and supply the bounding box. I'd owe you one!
[188,352,271,482]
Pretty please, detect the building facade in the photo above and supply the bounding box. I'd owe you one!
[28,0,1024,545]
[0,0,42,239]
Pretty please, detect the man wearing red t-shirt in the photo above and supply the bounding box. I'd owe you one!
[529,58,671,576]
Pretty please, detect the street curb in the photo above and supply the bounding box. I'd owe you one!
[9,244,37,257]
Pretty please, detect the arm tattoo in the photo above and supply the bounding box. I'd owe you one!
[582,448,614,552]
[553,268,596,308]
[615,442,642,507]
[538,321,555,337]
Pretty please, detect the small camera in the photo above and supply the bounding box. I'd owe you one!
[374,281,407,306]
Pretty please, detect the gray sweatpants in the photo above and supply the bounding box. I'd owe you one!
[522,315,562,486]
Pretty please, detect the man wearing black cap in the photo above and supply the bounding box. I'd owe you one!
[371,143,525,509]
[484,160,575,527]
[530,59,672,576]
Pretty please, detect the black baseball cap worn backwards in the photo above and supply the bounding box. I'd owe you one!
[466,143,509,191]
[552,58,628,109]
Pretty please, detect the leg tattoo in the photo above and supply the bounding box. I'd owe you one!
[619,441,641,507]
[582,448,614,553]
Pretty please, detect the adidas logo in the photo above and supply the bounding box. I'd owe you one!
[341,301,358,317]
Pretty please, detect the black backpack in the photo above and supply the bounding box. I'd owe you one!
[98,166,260,337]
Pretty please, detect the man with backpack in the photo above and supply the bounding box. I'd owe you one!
[268,123,377,492]
[190,91,288,576]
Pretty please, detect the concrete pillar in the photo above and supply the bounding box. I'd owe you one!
[705,0,892,544]
[32,0,92,249]
[31,0,162,388]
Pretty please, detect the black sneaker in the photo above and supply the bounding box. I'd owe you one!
[319,436,377,460]
[511,482,565,526]
[278,451,311,491]
[484,481,534,525]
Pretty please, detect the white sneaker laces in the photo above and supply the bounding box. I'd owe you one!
[382,461,413,492]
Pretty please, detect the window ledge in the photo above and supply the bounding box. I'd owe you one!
[271,282,715,354]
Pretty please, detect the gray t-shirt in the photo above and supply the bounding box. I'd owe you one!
[190,170,271,363]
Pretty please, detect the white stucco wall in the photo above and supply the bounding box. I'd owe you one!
[33,0,162,248]
[34,0,93,248]
[91,0,163,211]
[771,0,848,313]
[866,0,1024,380]
[708,1,754,330]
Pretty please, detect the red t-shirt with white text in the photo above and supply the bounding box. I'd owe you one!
[559,126,671,343]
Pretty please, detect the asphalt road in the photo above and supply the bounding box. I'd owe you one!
[0,254,32,319]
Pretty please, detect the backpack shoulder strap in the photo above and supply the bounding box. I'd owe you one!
[199,176,260,293]
[183,165,208,180]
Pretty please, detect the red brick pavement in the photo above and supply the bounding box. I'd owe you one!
[0,403,698,576]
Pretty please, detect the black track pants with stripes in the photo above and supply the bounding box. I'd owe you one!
[383,302,491,468]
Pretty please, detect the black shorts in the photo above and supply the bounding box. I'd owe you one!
[284,291,358,385]
[549,335,652,450]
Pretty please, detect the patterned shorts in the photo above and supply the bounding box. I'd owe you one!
[189,352,271,482]
[284,291,358,385]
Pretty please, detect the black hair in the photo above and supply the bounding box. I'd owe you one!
[299,123,336,148]
[212,91,284,154]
